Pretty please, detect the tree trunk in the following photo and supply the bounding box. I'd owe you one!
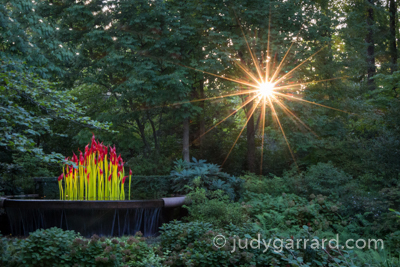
[366,0,376,90]
[147,113,159,153]
[238,48,257,173]
[389,0,397,73]
[246,98,256,173]
[183,116,190,162]
[198,79,205,158]
[135,118,150,157]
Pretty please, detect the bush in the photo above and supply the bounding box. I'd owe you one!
[170,158,243,200]
[159,221,363,267]
[7,227,77,266]
[0,154,55,195]
[302,162,352,198]
[4,228,163,267]
[244,192,344,235]
[159,221,270,266]
[0,232,9,265]
[386,230,400,256]
[241,172,289,196]
[354,249,400,267]
[183,187,249,228]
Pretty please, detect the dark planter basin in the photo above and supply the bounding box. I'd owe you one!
[1,196,185,237]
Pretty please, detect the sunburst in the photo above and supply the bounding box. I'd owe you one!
[259,82,275,97]
[160,15,350,174]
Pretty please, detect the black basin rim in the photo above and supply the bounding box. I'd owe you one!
[3,199,165,209]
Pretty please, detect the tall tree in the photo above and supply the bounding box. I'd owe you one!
[366,0,376,90]
[389,0,397,73]
[198,80,205,158]
[245,97,256,172]
[0,1,111,164]
[183,117,190,162]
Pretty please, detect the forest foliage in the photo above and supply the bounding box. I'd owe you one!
[0,0,400,265]
[0,0,398,178]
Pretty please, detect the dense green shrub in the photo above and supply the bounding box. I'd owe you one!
[6,227,77,266]
[183,187,249,228]
[170,158,243,200]
[0,154,56,195]
[386,230,400,255]
[354,249,400,267]
[383,186,400,211]
[0,232,9,265]
[280,164,400,232]
[385,210,400,255]
[241,172,290,196]
[244,192,343,235]
[283,162,353,199]
[244,192,400,257]
[159,221,270,266]
[282,164,400,242]
[159,221,364,267]
[3,228,163,267]
[302,162,352,198]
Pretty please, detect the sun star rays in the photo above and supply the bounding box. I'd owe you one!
[161,17,351,174]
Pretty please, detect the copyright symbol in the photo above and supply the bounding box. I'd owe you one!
[213,234,226,248]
